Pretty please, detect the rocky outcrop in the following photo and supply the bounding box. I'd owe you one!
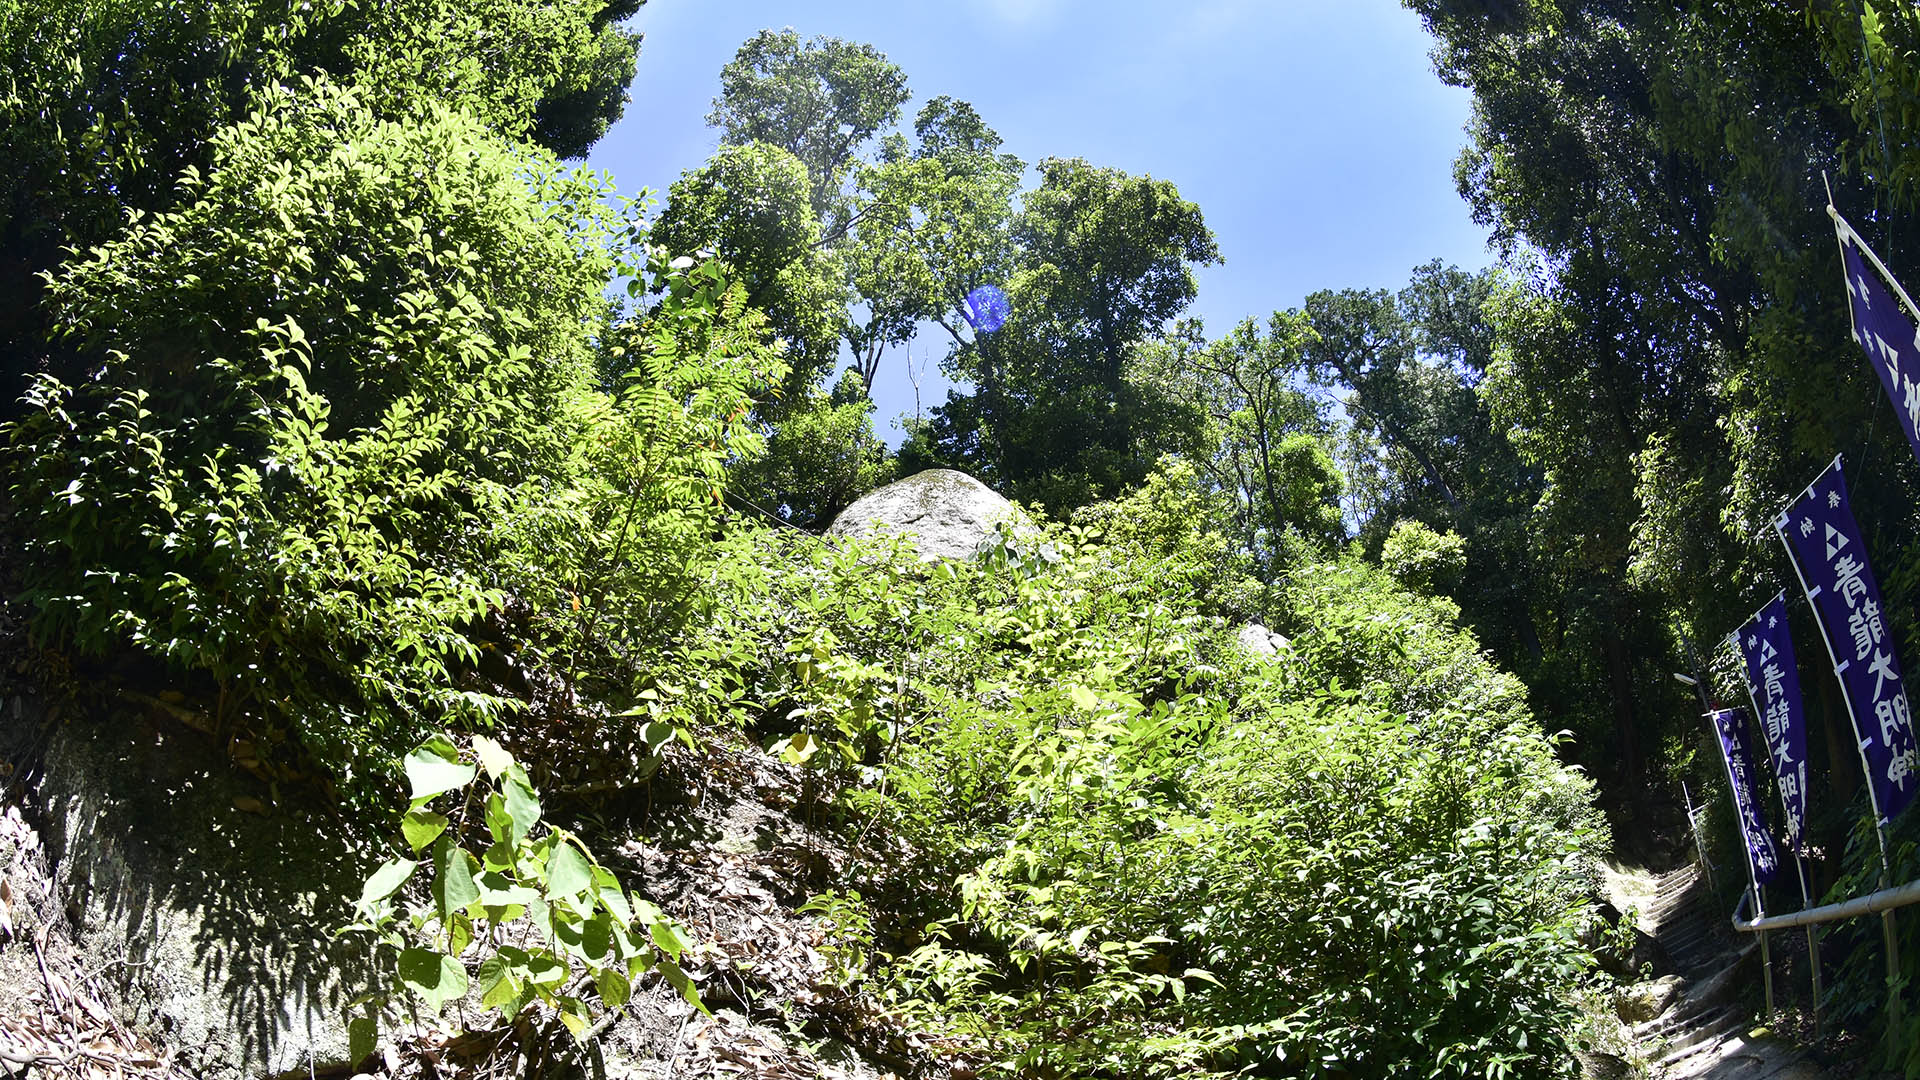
[0,695,366,1079]
[824,469,1027,561]
[1235,623,1291,658]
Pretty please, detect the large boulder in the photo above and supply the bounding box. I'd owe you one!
[825,469,1026,561]
[0,691,368,1079]
[1235,623,1291,658]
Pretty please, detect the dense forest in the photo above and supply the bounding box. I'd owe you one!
[7,0,1920,1077]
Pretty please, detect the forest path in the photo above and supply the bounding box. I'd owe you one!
[1611,864,1828,1080]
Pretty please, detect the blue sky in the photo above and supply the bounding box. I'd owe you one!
[587,0,1491,441]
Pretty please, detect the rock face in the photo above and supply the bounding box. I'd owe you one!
[0,698,367,1079]
[1235,623,1291,657]
[825,469,1025,561]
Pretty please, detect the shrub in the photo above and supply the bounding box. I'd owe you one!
[5,80,620,786]
[339,733,700,1069]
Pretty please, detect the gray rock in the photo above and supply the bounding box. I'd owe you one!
[1235,623,1291,657]
[1614,974,1684,1023]
[3,701,370,1079]
[824,469,1027,561]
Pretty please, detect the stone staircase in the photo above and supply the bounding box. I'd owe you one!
[1632,865,1827,1080]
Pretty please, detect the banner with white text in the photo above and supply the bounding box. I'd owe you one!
[1835,211,1920,468]
[1775,457,1919,823]
[1734,593,1810,851]
[1710,707,1779,885]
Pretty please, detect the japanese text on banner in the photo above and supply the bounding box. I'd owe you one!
[1777,459,1919,823]
[1734,594,1810,849]
[1710,708,1778,884]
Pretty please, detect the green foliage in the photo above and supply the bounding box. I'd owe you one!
[929,157,1222,510]
[1133,313,1345,559]
[648,476,1603,1077]
[1382,519,1469,594]
[707,28,911,222]
[649,141,849,407]
[3,81,779,792]
[0,0,641,396]
[340,733,700,1058]
[4,81,616,779]
[729,369,890,529]
[846,96,1025,394]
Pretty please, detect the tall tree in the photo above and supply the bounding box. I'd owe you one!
[926,158,1220,510]
[648,142,847,407]
[0,0,645,401]
[707,28,910,227]
[1132,314,1343,560]
[1404,0,1920,843]
[845,96,1024,396]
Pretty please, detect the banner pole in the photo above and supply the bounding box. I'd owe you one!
[1832,206,1920,332]
[1774,497,1902,1029]
[1795,851,1823,1034]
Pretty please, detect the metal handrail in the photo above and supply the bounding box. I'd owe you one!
[1733,877,1920,933]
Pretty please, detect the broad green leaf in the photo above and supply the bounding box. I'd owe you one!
[781,731,819,765]
[404,743,474,804]
[347,1014,376,1066]
[432,838,480,917]
[660,960,707,1013]
[478,955,521,1011]
[401,808,449,852]
[484,793,512,845]
[359,858,416,907]
[503,776,541,840]
[472,734,513,780]
[547,839,593,899]
[396,948,468,1011]
[596,967,631,1009]
[598,884,633,925]
[650,918,694,961]
[525,952,568,986]
[583,912,613,960]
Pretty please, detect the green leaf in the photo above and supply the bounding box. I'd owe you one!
[478,955,521,1011]
[598,883,633,925]
[360,858,416,907]
[432,837,480,917]
[583,912,613,960]
[401,808,450,852]
[650,918,694,962]
[547,839,593,899]
[780,731,819,765]
[659,960,707,1013]
[596,967,632,1010]
[503,775,541,840]
[472,734,513,780]
[404,742,475,804]
[347,1014,376,1066]
[396,948,468,1011]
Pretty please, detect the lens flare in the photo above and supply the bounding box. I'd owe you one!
[964,285,1010,334]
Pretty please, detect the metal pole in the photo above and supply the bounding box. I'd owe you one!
[1736,873,1920,932]
[1793,854,1823,1036]
[1774,496,1902,1028]
[1707,707,1776,1020]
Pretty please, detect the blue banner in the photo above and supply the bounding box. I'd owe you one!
[1733,595,1810,850]
[1775,458,1919,823]
[1837,215,1920,468]
[1710,708,1779,885]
